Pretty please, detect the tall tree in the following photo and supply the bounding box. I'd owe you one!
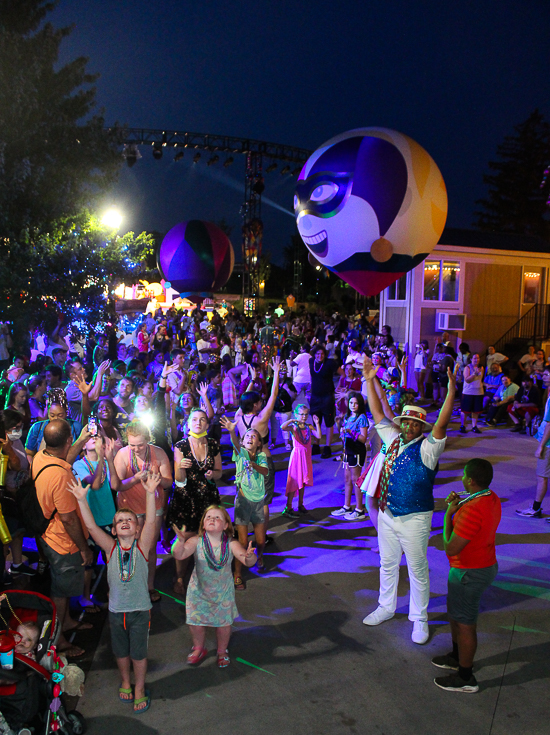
[474,110,550,240]
[0,1,154,338]
[0,0,122,234]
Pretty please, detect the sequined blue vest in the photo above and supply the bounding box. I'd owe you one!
[386,439,436,516]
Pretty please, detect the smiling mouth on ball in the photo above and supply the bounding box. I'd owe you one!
[302,230,328,257]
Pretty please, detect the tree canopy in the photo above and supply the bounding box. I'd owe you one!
[475,110,550,240]
[0,0,154,339]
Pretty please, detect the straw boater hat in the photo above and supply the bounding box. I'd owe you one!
[393,405,432,431]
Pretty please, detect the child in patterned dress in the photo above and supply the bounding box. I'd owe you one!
[171,505,257,668]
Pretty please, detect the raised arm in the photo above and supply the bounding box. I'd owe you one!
[66,425,91,465]
[67,479,113,556]
[230,537,258,567]
[73,374,93,421]
[140,472,161,554]
[220,416,241,450]
[362,356,385,424]
[171,525,199,560]
[432,365,457,440]
[259,357,281,420]
[197,382,215,421]
[88,361,110,401]
[104,437,120,491]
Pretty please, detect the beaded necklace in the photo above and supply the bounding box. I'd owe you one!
[189,437,208,470]
[116,539,137,582]
[130,444,151,475]
[458,489,492,507]
[295,422,311,445]
[202,532,229,571]
[313,359,325,374]
[82,455,107,486]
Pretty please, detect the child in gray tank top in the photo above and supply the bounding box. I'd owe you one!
[69,471,159,714]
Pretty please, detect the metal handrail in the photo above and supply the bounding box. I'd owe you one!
[493,304,550,354]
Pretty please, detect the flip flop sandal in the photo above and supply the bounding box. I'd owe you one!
[217,650,231,668]
[133,690,151,714]
[186,647,208,665]
[234,576,246,591]
[81,603,102,614]
[60,645,85,659]
[69,621,94,631]
[119,687,134,703]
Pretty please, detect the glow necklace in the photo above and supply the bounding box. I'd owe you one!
[116,539,137,582]
[313,359,324,373]
[130,445,151,476]
[202,532,229,571]
[189,430,208,439]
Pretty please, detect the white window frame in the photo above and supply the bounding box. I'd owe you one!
[385,272,409,303]
[422,259,462,306]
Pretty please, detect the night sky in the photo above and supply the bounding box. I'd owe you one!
[52,0,550,264]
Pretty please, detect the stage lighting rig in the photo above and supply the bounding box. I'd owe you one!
[281,165,291,175]
[207,155,220,166]
[152,143,163,160]
[266,162,277,172]
[193,153,201,163]
[224,157,234,167]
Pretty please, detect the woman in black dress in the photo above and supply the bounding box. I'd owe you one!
[168,408,222,594]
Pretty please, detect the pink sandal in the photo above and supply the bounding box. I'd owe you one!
[217,650,230,668]
[187,646,208,665]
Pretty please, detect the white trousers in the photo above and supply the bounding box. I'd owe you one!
[377,508,433,622]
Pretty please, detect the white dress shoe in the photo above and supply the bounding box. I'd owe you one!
[362,606,395,626]
[411,620,429,644]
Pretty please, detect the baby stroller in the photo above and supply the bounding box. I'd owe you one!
[0,590,86,734]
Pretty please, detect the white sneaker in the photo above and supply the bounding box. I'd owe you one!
[362,606,394,626]
[343,508,366,521]
[411,621,429,644]
[331,506,351,518]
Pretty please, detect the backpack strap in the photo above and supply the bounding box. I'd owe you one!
[32,463,62,522]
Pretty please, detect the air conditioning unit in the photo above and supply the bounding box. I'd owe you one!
[436,312,467,331]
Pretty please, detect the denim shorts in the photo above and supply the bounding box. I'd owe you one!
[234,492,265,526]
[447,563,498,625]
[109,609,150,661]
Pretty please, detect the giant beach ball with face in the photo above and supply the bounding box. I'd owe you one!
[294,128,447,297]
[157,220,235,300]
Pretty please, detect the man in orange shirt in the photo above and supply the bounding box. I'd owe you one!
[34,420,93,658]
[433,458,501,693]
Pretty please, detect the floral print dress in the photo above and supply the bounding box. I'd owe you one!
[167,437,220,533]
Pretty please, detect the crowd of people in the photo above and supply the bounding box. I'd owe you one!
[0,301,546,708]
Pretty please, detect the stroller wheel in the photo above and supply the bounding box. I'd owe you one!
[65,711,87,735]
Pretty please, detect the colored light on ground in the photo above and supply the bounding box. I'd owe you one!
[235,657,276,676]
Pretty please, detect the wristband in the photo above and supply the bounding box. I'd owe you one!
[175,478,187,488]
